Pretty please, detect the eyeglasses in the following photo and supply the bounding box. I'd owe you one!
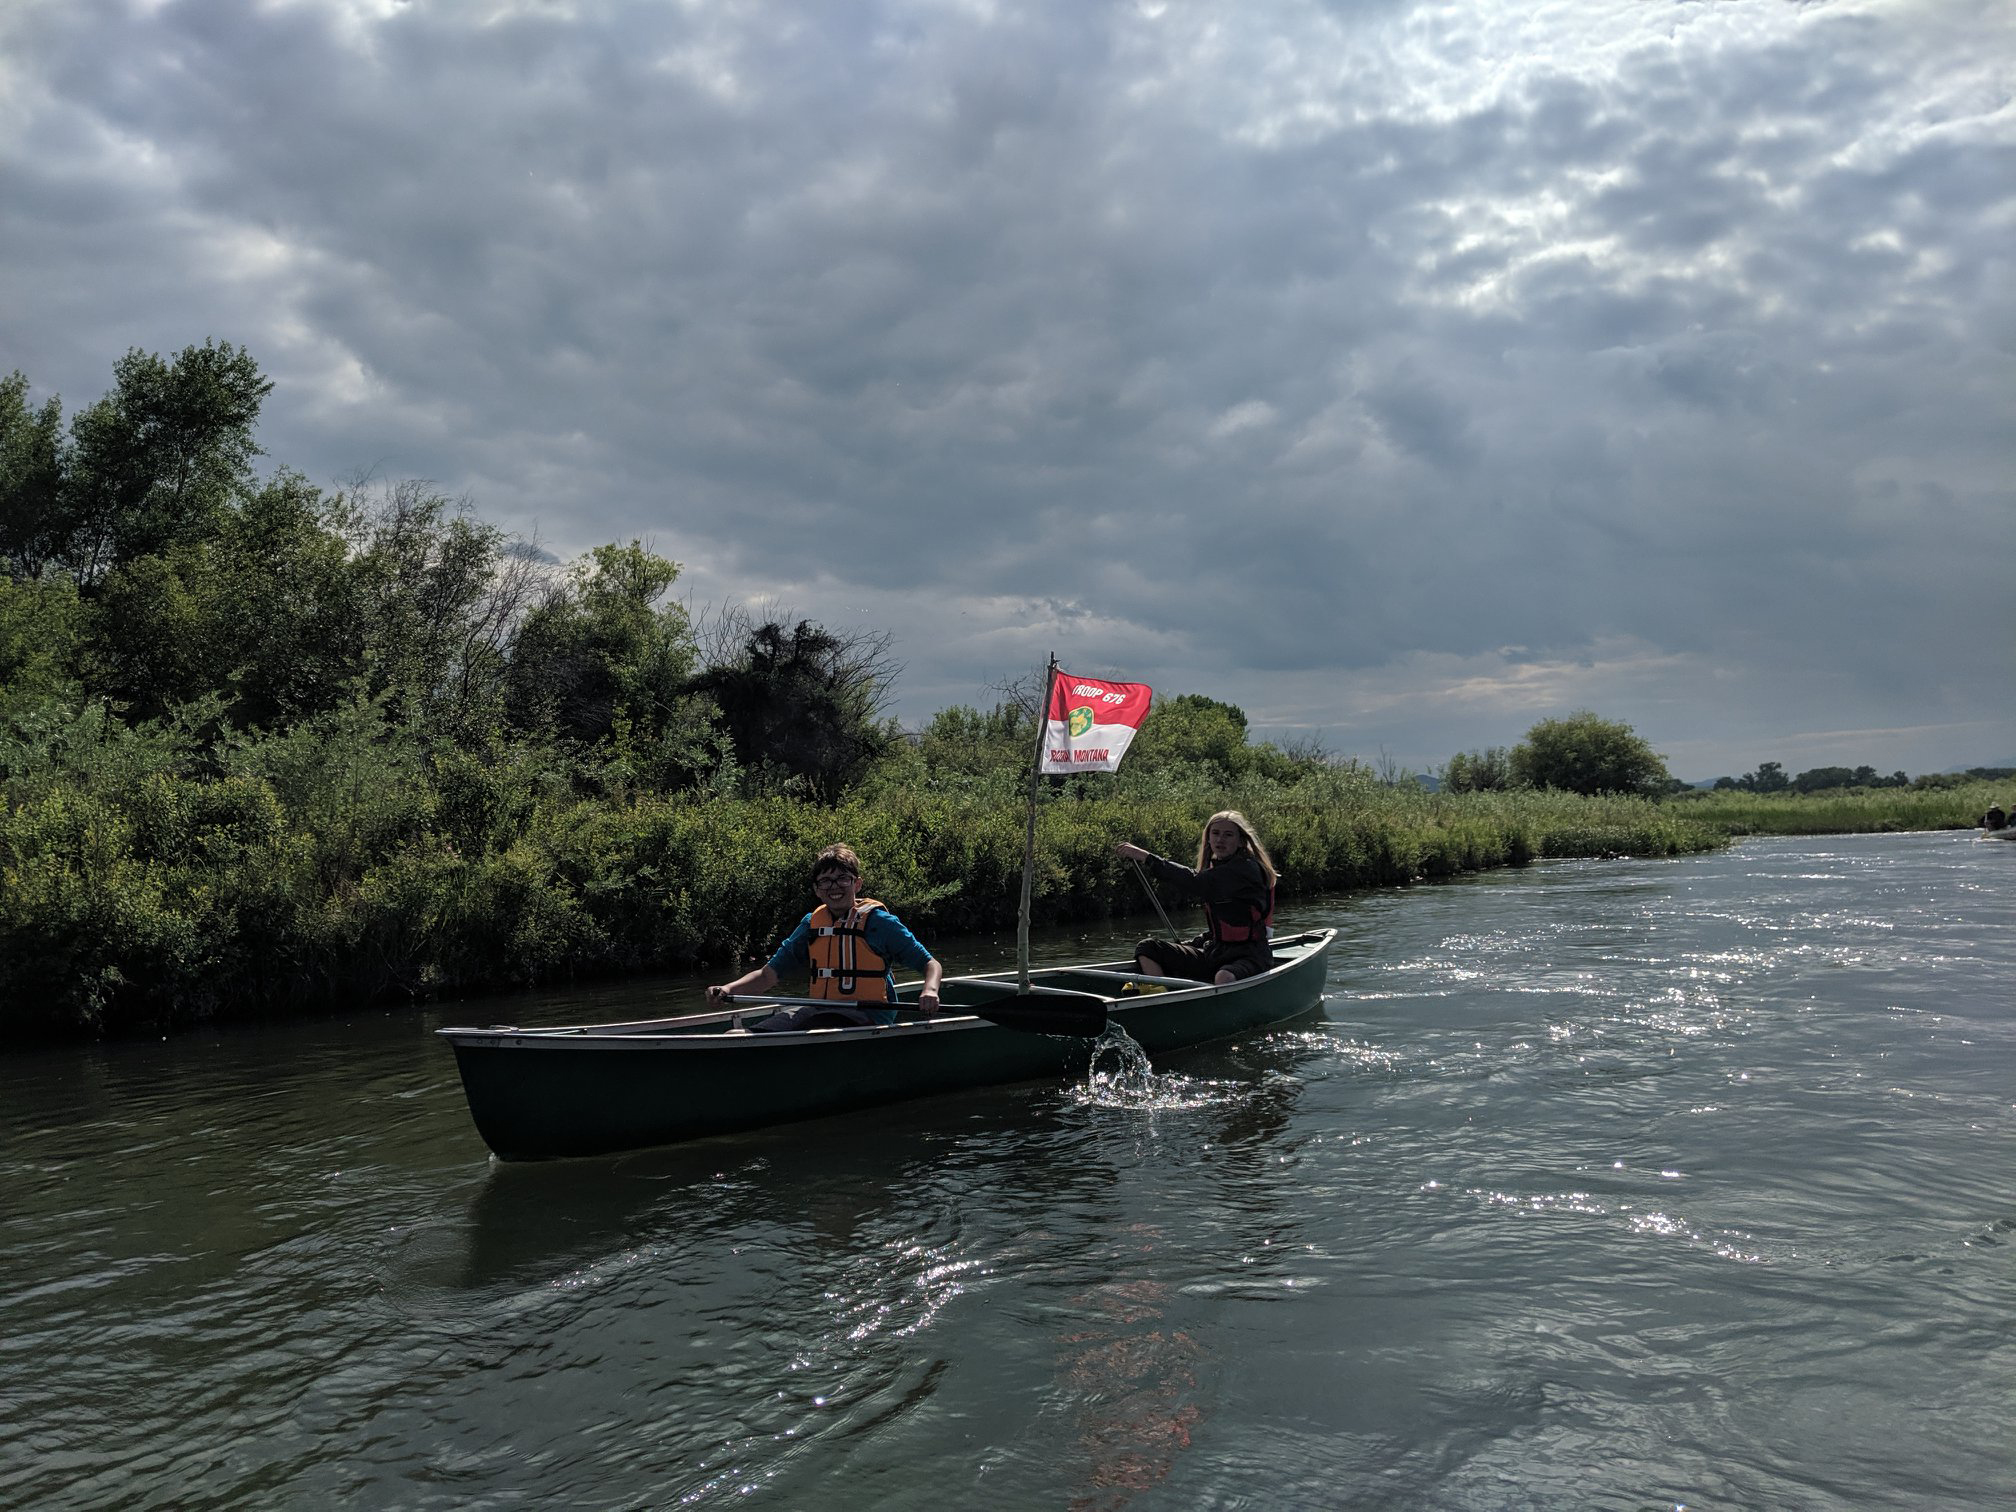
[812,871,858,887]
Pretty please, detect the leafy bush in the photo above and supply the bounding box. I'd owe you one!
[1510,711,1670,797]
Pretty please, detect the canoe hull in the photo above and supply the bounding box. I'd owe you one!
[441,929,1333,1159]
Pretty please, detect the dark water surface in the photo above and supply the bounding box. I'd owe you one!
[4,833,2011,1510]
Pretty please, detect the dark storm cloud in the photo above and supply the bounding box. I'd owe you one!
[1,0,2009,774]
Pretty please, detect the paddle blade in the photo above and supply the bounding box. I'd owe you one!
[967,991,1108,1038]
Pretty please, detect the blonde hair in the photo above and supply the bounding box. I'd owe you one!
[1195,810,1277,886]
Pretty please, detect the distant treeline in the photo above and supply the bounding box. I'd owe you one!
[1705,762,2013,794]
[1436,727,2006,801]
[0,344,1989,1044]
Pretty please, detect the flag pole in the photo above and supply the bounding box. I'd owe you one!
[1016,654,1058,993]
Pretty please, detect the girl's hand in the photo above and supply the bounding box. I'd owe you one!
[1115,842,1149,862]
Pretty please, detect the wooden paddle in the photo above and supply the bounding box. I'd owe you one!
[719,989,1109,1038]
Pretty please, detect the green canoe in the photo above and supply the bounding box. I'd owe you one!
[439,928,1335,1159]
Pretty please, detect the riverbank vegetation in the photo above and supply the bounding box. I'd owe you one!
[1670,782,2005,836]
[0,670,1723,1041]
[0,344,1991,1042]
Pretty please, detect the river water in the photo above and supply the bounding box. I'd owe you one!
[3,832,2011,1510]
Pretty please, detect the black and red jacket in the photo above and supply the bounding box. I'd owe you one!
[1143,851,1274,950]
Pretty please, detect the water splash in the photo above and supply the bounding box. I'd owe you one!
[1067,1023,1249,1111]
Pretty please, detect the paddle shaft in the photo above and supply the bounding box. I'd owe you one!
[1127,856,1180,936]
[720,993,912,1011]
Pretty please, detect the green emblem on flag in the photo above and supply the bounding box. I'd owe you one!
[1067,705,1094,737]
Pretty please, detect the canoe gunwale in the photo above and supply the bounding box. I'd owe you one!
[439,928,1336,1052]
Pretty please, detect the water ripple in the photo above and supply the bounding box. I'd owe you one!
[3,834,2012,1509]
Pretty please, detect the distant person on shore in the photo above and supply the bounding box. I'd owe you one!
[1115,811,1278,986]
[1984,801,2009,831]
[707,844,943,1030]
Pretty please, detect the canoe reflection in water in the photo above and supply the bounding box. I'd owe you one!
[1062,1241,1205,1511]
[1051,1036,1318,1510]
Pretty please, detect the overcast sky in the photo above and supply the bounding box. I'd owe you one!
[4,0,2010,778]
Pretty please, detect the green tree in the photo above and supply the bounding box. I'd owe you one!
[82,471,365,726]
[62,341,273,582]
[507,541,716,788]
[687,614,897,803]
[336,480,534,739]
[81,551,221,720]
[1910,771,1969,791]
[1442,746,1513,793]
[1,371,68,580]
[0,575,84,715]
[1510,711,1670,797]
[1127,694,1252,784]
[1741,761,1789,793]
[912,702,1031,786]
[216,472,366,725]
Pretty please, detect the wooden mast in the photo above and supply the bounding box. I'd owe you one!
[1016,654,1058,992]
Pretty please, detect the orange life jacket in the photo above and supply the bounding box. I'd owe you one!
[808,899,893,1002]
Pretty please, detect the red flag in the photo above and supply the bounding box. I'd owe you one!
[1040,670,1153,773]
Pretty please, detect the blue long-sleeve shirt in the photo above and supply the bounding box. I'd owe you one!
[766,906,935,1010]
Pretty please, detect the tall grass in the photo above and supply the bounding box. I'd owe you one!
[1671,782,2004,836]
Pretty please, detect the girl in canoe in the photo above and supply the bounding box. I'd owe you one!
[706,843,944,1030]
[1115,810,1278,985]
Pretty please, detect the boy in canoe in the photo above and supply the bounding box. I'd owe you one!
[1115,810,1278,985]
[706,844,944,1030]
